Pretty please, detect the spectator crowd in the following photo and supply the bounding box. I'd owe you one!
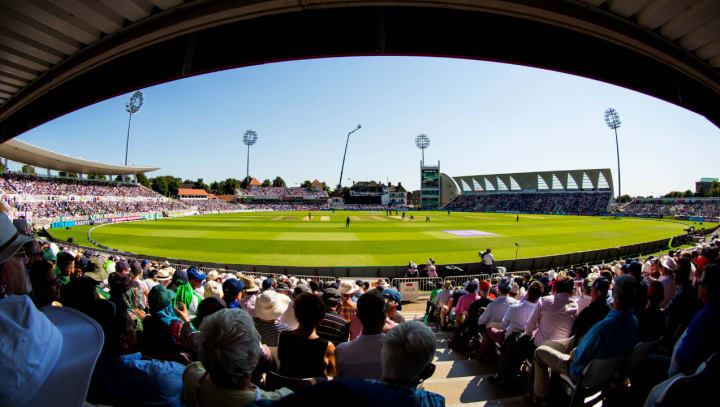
[621,199,720,217]
[443,192,612,214]
[429,231,719,405]
[0,206,718,406]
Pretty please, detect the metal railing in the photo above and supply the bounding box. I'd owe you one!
[391,277,443,291]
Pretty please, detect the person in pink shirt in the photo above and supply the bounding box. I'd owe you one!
[524,276,579,347]
[425,260,438,278]
[454,281,480,325]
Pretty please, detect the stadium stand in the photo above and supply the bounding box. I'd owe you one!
[443,192,612,214]
[621,198,720,217]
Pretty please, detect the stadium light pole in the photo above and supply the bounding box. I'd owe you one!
[415,134,430,166]
[604,108,622,200]
[124,91,143,181]
[337,124,362,190]
[243,130,258,182]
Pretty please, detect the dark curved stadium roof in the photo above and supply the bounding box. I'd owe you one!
[0,0,718,141]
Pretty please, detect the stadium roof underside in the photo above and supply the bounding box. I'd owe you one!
[0,138,160,175]
[0,0,718,142]
[453,169,614,193]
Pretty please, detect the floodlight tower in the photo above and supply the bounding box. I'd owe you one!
[604,108,622,200]
[243,130,258,182]
[124,91,144,167]
[415,134,430,166]
[337,124,362,190]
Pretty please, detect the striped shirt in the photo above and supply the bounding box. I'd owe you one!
[317,310,351,345]
[253,318,290,347]
[341,299,357,322]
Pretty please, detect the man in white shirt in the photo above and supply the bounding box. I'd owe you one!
[489,281,544,383]
[478,278,517,356]
[479,248,494,273]
[335,290,386,379]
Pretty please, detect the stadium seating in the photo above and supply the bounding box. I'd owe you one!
[443,192,612,214]
[620,199,720,217]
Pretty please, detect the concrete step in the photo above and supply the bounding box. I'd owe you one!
[422,374,521,405]
[432,360,497,379]
[446,395,528,407]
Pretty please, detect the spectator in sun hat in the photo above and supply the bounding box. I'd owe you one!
[238,275,260,317]
[339,280,359,322]
[84,256,111,299]
[203,280,223,299]
[253,290,291,347]
[0,293,104,407]
[223,278,245,309]
[206,269,220,283]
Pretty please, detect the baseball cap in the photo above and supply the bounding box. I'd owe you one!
[187,267,206,281]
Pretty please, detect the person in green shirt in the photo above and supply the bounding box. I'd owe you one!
[424,282,442,322]
[55,251,75,286]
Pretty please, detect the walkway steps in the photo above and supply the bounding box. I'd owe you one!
[402,303,530,407]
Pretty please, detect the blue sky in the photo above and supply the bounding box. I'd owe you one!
[15,56,720,196]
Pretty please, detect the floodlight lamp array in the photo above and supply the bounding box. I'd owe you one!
[604,108,621,129]
[415,134,430,149]
[243,130,258,146]
[126,91,144,114]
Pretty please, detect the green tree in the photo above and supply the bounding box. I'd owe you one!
[209,181,220,193]
[221,178,241,195]
[301,180,312,188]
[321,182,330,194]
[151,177,169,196]
[115,175,123,182]
[87,173,106,181]
[58,171,66,177]
[21,164,35,175]
[665,191,683,198]
[617,194,632,203]
[262,179,271,187]
[67,173,78,178]
[136,173,149,187]
[272,176,286,187]
[193,178,209,192]
[683,189,694,198]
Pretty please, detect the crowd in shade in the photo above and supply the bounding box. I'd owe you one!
[194,199,239,212]
[0,172,164,197]
[443,192,612,214]
[236,186,329,198]
[0,210,444,407]
[620,200,720,217]
[429,233,719,406]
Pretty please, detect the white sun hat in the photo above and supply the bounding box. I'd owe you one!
[255,290,291,321]
[0,295,104,407]
[0,212,34,263]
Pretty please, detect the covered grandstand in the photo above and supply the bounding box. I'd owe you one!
[444,169,614,214]
[0,138,160,177]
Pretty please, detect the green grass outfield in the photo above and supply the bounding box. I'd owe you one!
[48,211,696,267]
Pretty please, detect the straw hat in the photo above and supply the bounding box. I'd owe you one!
[155,269,171,281]
[240,275,259,293]
[203,280,223,298]
[255,290,290,321]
